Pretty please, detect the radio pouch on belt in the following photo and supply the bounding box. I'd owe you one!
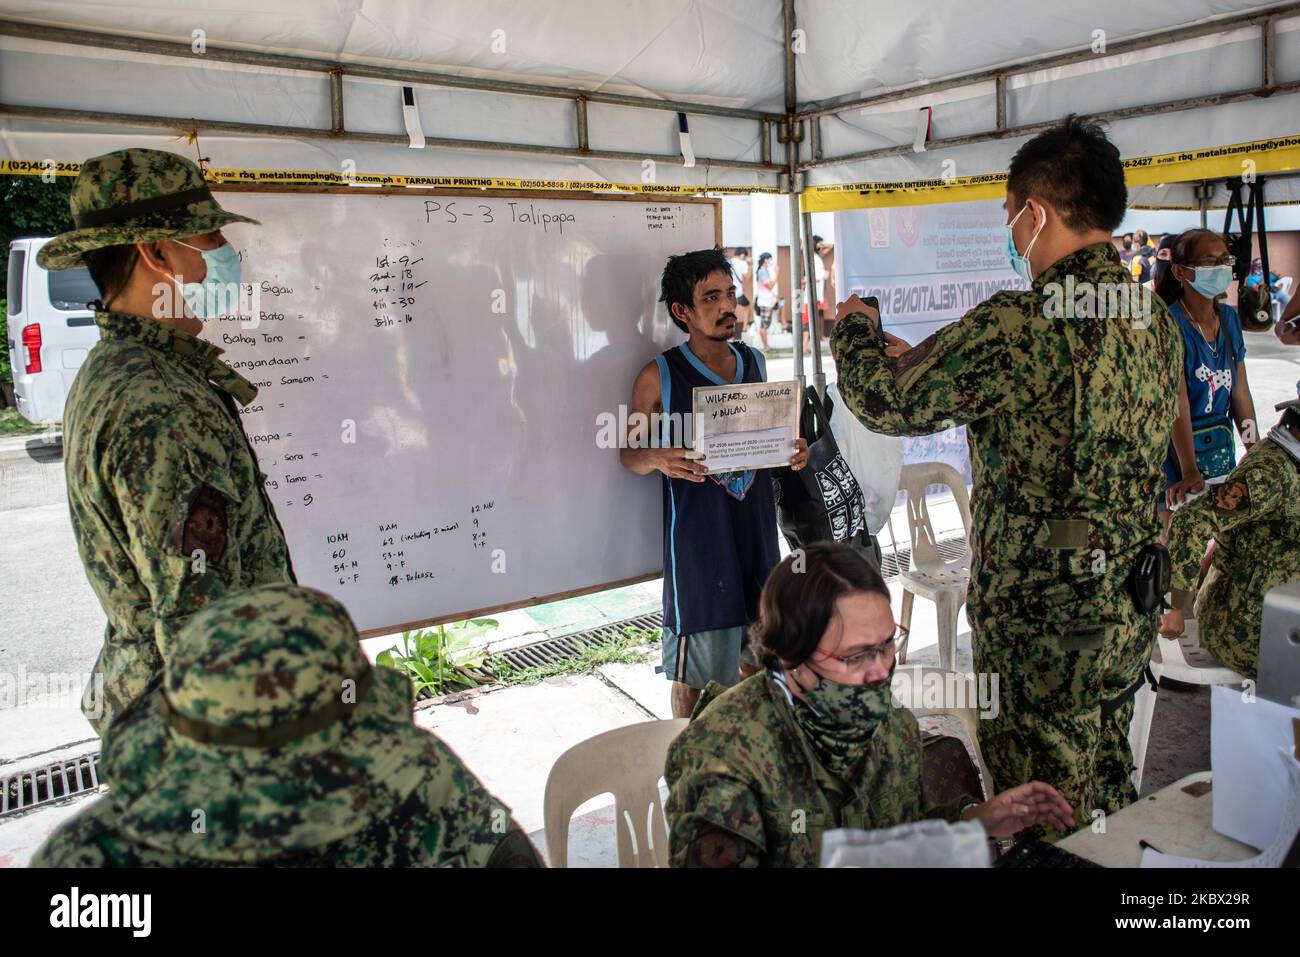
[1125,543,1171,614]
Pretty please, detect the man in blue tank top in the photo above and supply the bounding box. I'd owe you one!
[620,249,808,718]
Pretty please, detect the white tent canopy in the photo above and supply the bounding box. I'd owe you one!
[2,0,1299,208]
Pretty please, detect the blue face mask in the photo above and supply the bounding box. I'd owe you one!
[1186,265,1233,300]
[172,241,242,318]
[1005,203,1045,283]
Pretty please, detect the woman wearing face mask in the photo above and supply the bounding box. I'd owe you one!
[1156,230,1258,527]
[663,543,1075,867]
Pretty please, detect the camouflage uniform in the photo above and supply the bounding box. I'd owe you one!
[39,150,293,735]
[830,243,1182,824]
[664,672,970,867]
[1167,433,1300,679]
[31,583,541,868]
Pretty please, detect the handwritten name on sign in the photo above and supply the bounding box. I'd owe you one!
[692,380,800,474]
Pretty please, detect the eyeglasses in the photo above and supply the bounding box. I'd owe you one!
[1185,254,1236,268]
[810,625,908,669]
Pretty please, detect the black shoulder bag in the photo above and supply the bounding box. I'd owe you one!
[774,388,882,571]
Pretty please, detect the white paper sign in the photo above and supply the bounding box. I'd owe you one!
[1210,683,1300,850]
[692,380,800,474]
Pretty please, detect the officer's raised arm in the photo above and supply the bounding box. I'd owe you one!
[829,291,1039,436]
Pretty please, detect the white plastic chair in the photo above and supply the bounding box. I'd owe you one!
[1128,618,1244,794]
[1152,618,1246,687]
[892,664,994,800]
[542,718,688,868]
[1127,668,1159,795]
[893,463,973,671]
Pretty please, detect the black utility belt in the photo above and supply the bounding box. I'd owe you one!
[1033,516,1169,614]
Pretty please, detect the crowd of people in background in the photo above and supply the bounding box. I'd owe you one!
[723,239,836,355]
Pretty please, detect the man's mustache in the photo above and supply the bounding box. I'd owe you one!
[719,312,737,323]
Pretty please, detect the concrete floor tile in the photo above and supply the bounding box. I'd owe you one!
[414,674,655,834]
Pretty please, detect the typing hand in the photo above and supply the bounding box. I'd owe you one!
[964,781,1077,838]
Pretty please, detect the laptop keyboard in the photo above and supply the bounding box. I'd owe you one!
[993,839,1103,868]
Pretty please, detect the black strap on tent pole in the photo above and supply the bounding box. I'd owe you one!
[1255,178,1271,296]
[1222,176,1251,284]
[1223,176,1274,331]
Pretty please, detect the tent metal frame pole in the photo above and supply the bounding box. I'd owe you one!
[1263,17,1276,90]
[576,97,590,153]
[799,79,1300,172]
[782,0,806,388]
[802,210,826,399]
[796,1,1300,121]
[0,19,783,123]
[0,102,780,174]
[3,10,1295,201]
[0,17,783,181]
[328,68,344,136]
[1195,181,1215,229]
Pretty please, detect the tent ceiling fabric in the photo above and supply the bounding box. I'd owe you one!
[1,0,1298,202]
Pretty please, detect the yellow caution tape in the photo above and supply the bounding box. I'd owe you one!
[801,134,1300,212]
[5,134,1298,211]
[0,159,778,196]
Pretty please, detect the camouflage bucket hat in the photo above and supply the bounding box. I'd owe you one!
[36,148,259,271]
[99,583,440,862]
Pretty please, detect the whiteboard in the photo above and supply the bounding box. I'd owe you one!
[200,189,717,634]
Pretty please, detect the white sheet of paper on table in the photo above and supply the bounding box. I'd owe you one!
[1141,747,1300,868]
[1209,683,1300,850]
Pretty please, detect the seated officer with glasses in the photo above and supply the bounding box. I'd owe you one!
[664,542,1075,867]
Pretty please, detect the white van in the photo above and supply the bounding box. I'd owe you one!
[6,238,101,425]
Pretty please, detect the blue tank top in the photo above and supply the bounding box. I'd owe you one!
[656,341,780,636]
[1170,299,1245,426]
[1161,299,1247,488]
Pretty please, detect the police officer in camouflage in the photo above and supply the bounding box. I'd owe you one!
[31,583,542,867]
[38,149,294,736]
[829,116,1182,827]
[1160,398,1300,679]
[665,544,1075,867]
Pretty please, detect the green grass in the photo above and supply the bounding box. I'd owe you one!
[0,408,54,436]
[488,625,659,687]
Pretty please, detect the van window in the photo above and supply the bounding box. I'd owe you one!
[48,267,99,312]
[7,248,23,314]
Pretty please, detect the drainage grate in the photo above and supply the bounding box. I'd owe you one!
[1,751,102,818]
[464,611,664,681]
[879,534,969,581]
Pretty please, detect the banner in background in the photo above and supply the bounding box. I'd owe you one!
[833,198,1027,484]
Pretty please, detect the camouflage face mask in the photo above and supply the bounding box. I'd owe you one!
[804,665,896,726]
[794,663,896,778]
